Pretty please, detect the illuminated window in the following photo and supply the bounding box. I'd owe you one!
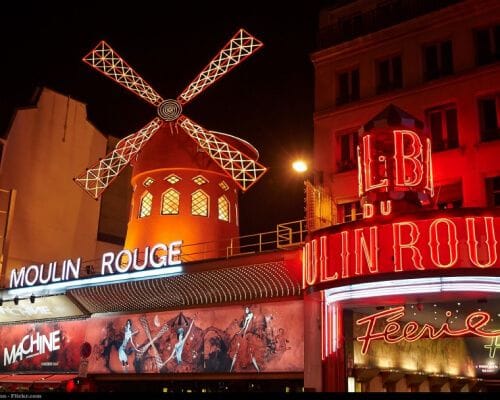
[218,195,230,222]
[191,190,209,217]
[161,189,180,215]
[235,203,239,226]
[339,201,362,223]
[219,181,229,191]
[376,55,402,93]
[425,104,458,152]
[474,24,500,66]
[143,177,155,187]
[192,175,208,185]
[337,68,359,105]
[486,176,500,207]
[423,40,453,81]
[165,174,181,184]
[478,94,500,142]
[337,131,358,171]
[139,191,153,218]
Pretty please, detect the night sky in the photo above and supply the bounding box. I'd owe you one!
[1,1,332,235]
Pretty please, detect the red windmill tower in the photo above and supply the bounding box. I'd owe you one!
[75,30,266,261]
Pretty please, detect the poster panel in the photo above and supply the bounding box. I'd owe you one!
[0,320,86,372]
[86,300,304,374]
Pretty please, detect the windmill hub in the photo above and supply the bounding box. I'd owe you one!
[157,99,182,121]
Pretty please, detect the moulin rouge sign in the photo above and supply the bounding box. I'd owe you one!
[9,240,182,289]
[303,127,500,288]
[303,214,500,287]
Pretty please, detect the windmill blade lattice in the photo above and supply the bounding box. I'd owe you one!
[76,29,266,197]
[83,41,163,106]
[178,116,267,191]
[74,118,162,198]
[178,29,263,106]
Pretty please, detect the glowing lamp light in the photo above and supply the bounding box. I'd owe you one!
[292,160,308,173]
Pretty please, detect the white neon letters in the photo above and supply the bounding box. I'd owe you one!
[10,241,183,289]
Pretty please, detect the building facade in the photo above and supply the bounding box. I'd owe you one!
[305,0,500,392]
[0,0,499,393]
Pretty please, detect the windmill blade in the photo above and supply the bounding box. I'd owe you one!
[83,41,163,107]
[177,29,263,105]
[178,116,267,191]
[74,118,162,198]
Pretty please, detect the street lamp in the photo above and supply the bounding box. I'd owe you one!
[292,159,308,173]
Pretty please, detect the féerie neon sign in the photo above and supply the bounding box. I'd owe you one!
[356,306,500,355]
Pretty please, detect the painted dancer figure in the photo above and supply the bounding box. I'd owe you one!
[118,319,138,369]
[239,307,254,336]
[229,333,261,373]
[162,318,195,366]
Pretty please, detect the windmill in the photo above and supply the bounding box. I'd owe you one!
[75,30,267,260]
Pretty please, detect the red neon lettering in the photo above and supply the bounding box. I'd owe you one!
[357,145,363,197]
[428,218,459,268]
[356,306,499,355]
[302,242,309,289]
[392,221,424,271]
[380,200,392,216]
[308,239,319,286]
[363,203,375,218]
[354,227,379,275]
[424,138,434,196]
[393,130,423,187]
[320,235,338,282]
[341,231,350,279]
[302,242,318,288]
[362,135,388,192]
[466,217,498,268]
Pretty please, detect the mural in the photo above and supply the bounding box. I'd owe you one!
[0,320,85,372]
[86,300,303,374]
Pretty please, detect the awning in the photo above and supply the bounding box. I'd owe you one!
[0,374,77,391]
[70,250,302,314]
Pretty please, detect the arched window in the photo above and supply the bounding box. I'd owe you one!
[161,189,180,215]
[218,195,230,222]
[139,191,153,218]
[191,190,209,217]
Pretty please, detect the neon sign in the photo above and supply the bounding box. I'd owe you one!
[484,336,500,359]
[356,306,500,355]
[303,215,499,288]
[9,240,182,289]
[357,129,434,218]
